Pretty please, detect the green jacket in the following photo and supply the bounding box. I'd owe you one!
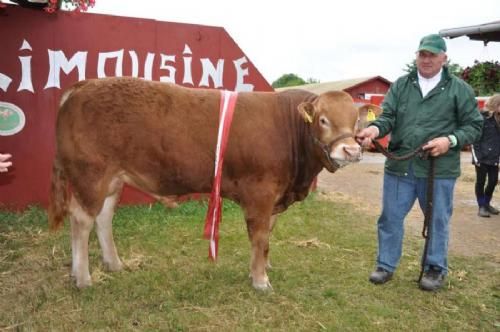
[372,67,483,178]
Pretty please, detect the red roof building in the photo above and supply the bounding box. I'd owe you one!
[277,76,392,100]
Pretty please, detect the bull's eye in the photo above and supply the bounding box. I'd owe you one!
[319,115,330,128]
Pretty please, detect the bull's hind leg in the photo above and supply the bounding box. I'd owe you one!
[95,178,124,272]
[69,197,95,288]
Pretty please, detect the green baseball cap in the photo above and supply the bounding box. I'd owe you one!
[417,34,447,54]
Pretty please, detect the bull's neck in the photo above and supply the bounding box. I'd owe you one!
[271,91,324,213]
[294,113,323,186]
[289,103,323,193]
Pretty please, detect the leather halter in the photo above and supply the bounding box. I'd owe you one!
[312,132,354,169]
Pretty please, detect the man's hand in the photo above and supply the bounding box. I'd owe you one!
[356,126,379,147]
[422,137,450,157]
[0,153,12,173]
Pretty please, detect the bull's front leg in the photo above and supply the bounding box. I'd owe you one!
[245,212,273,291]
[266,214,278,270]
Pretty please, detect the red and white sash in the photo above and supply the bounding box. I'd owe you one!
[203,90,238,260]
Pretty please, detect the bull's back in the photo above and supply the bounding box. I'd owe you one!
[58,78,216,148]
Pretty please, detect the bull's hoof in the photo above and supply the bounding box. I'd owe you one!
[160,197,178,209]
[252,278,273,291]
[71,268,92,288]
[75,275,92,289]
[103,259,123,272]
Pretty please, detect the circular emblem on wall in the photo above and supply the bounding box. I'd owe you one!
[0,101,26,136]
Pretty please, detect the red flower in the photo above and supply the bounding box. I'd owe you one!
[44,6,56,13]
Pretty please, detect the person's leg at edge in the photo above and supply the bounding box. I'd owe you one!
[485,164,499,214]
[376,172,418,273]
[475,164,490,217]
[416,176,455,291]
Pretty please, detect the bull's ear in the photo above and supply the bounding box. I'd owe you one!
[298,102,315,124]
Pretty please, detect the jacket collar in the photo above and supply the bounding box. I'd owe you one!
[409,65,451,82]
[409,66,451,98]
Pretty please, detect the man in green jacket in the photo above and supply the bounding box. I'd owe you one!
[356,34,483,291]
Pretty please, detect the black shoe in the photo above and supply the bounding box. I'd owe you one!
[478,206,490,218]
[487,205,499,215]
[369,267,393,284]
[419,268,445,291]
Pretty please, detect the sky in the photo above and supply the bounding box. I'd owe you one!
[87,0,500,84]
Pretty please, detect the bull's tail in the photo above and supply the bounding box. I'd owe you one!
[48,157,69,231]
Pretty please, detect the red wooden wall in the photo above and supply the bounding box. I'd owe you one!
[345,79,390,100]
[0,5,272,209]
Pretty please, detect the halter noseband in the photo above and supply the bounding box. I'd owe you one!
[312,132,354,169]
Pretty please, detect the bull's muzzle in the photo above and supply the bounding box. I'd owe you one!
[343,144,362,161]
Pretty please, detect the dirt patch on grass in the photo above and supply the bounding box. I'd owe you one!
[317,151,500,259]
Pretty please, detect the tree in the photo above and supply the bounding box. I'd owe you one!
[447,62,463,77]
[461,60,500,96]
[271,74,320,88]
[403,59,463,76]
[272,73,307,89]
[306,77,320,84]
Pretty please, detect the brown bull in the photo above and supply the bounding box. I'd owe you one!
[48,77,362,290]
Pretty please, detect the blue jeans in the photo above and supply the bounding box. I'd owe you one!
[376,167,456,275]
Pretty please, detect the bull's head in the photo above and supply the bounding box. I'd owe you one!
[298,91,362,172]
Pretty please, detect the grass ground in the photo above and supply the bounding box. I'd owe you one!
[0,197,499,331]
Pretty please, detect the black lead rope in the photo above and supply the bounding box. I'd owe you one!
[371,140,435,283]
[419,157,435,283]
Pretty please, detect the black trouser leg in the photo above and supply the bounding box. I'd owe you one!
[475,165,488,206]
[484,164,499,198]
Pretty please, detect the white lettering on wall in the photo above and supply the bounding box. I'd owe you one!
[144,52,155,81]
[182,44,193,85]
[199,58,224,88]
[18,56,34,93]
[0,74,12,92]
[20,39,32,51]
[1,39,259,94]
[129,50,139,77]
[45,50,87,89]
[97,50,124,78]
[234,56,254,92]
[159,54,176,83]
[18,39,33,92]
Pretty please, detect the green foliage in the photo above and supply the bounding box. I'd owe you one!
[306,77,320,84]
[404,58,500,96]
[272,73,307,88]
[447,62,463,77]
[271,74,320,89]
[0,200,498,331]
[403,59,463,77]
[403,60,417,74]
[461,60,500,96]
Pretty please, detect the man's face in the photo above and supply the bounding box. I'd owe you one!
[416,50,447,78]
